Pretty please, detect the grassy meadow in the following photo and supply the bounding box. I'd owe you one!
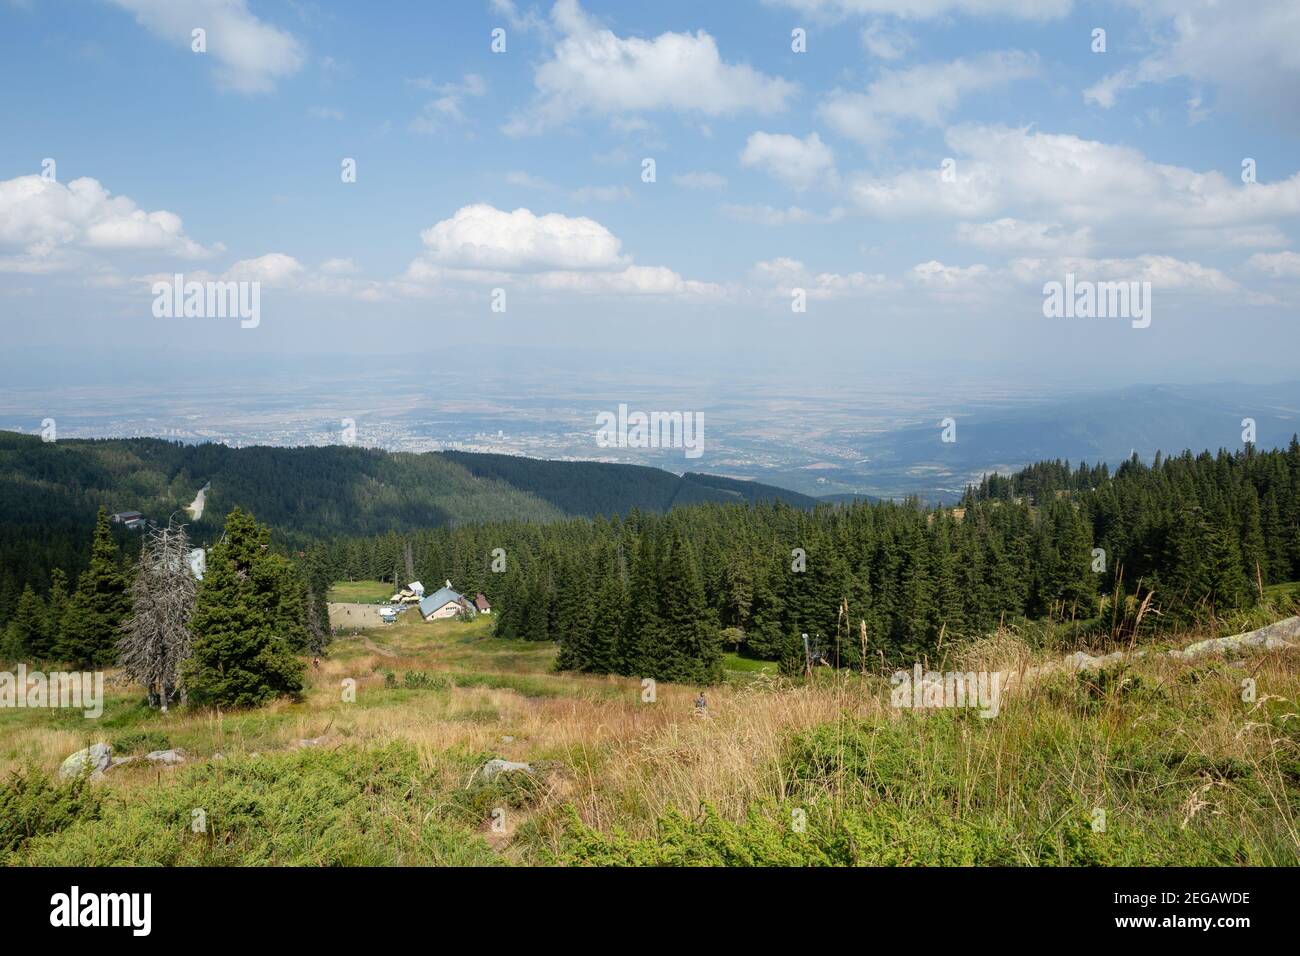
[326,579,397,604]
[2,608,1298,866]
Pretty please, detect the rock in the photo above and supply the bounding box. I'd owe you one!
[106,756,139,772]
[500,735,515,743]
[480,758,532,782]
[1170,616,1300,661]
[145,749,185,765]
[296,736,329,748]
[60,743,112,780]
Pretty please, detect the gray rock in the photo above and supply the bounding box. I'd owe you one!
[60,743,112,780]
[1170,616,1300,661]
[500,735,515,743]
[480,758,532,782]
[145,749,185,765]
[296,736,329,748]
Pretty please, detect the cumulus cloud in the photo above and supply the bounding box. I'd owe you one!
[846,125,1300,251]
[401,203,714,298]
[415,204,627,272]
[0,175,219,272]
[741,132,837,190]
[818,51,1039,145]
[105,0,304,94]
[1009,254,1257,300]
[750,257,896,299]
[503,0,795,135]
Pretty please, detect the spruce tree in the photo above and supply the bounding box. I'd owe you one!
[57,507,131,668]
[184,508,305,708]
[4,585,46,660]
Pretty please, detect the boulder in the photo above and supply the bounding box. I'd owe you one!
[1170,616,1300,661]
[59,743,112,780]
[480,758,532,782]
[145,749,186,765]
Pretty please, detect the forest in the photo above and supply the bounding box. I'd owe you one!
[3,438,1298,688]
[312,442,1300,682]
[0,429,810,609]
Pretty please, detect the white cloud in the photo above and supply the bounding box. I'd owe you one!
[503,0,795,135]
[320,257,359,275]
[761,0,1071,21]
[956,218,1093,255]
[0,175,219,272]
[907,260,992,294]
[860,21,913,60]
[489,0,548,33]
[105,0,304,94]
[1010,254,1255,300]
[673,171,728,190]
[410,74,487,133]
[722,204,846,226]
[506,171,557,190]
[1248,251,1300,277]
[818,51,1039,145]
[569,185,631,203]
[1086,1,1300,126]
[847,125,1300,252]
[535,265,720,297]
[750,257,895,299]
[415,204,627,272]
[308,106,344,120]
[741,132,837,190]
[401,202,715,299]
[221,252,304,286]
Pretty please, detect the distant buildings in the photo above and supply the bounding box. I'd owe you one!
[419,583,476,621]
[110,510,147,530]
[474,593,491,614]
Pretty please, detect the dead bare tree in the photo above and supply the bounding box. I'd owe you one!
[118,519,197,712]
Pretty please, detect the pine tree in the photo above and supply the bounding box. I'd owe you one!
[4,585,47,660]
[57,508,131,668]
[183,508,305,708]
[655,528,721,683]
[42,568,69,660]
[585,553,627,674]
[620,531,663,676]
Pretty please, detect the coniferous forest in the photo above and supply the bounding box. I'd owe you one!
[4,440,1298,686]
[313,441,1300,682]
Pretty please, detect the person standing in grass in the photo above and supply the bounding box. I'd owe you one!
[695,691,708,717]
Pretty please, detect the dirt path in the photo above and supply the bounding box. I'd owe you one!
[187,482,210,520]
[361,636,398,658]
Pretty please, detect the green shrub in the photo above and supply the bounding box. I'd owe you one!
[0,768,103,860]
[112,730,172,755]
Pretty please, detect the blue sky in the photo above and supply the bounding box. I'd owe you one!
[1,0,1298,386]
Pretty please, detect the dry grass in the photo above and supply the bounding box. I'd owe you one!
[4,612,1297,865]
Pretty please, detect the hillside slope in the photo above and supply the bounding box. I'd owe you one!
[0,431,812,593]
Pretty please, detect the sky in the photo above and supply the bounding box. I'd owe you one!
[0,0,1298,388]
